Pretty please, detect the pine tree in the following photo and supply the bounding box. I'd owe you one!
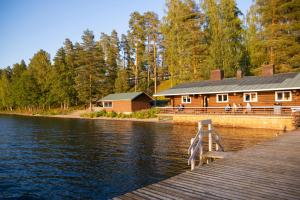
[245,4,266,74]
[49,47,76,109]
[28,50,52,109]
[161,0,208,85]
[12,70,40,111]
[63,38,77,105]
[75,30,105,110]
[249,0,300,73]
[10,60,27,108]
[114,68,130,93]
[0,72,13,110]
[144,11,160,93]
[11,60,26,80]
[100,30,120,95]
[120,34,133,70]
[203,0,243,77]
[128,11,146,91]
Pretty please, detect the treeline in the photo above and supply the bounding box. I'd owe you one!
[0,0,299,111]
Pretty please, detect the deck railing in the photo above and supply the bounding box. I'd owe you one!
[188,119,224,170]
[157,106,300,116]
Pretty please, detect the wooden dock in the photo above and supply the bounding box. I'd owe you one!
[114,130,300,200]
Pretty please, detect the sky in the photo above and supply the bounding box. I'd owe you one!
[0,0,252,68]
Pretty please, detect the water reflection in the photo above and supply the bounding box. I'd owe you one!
[0,115,278,199]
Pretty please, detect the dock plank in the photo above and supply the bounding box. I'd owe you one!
[114,131,300,200]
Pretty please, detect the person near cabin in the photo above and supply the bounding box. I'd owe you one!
[224,104,231,112]
[246,102,252,113]
[232,103,237,113]
[177,104,184,112]
[237,103,243,113]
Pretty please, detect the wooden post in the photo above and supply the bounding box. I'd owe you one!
[198,122,203,166]
[190,138,195,170]
[208,123,212,152]
[215,134,219,151]
[199,140,203,166]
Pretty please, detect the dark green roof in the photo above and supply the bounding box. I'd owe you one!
[154,72,300,96]
[100,92,151,101]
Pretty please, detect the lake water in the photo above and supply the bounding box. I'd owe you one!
[0,114,278,199]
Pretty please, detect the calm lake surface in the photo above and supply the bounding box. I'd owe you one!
[0,114,278,199]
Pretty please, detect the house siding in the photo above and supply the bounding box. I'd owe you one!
[168,90,300,107]
[104,101,132,112]
[132,94,151,112]
[170,95,203,107]
[103,93,152,113]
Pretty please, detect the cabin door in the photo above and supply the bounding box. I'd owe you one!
[203,96,208,107]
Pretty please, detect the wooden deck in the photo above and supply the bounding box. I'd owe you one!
[114,130,300,200]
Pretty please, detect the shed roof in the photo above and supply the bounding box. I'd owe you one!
[100,92,151,101]
[154,72,300,96]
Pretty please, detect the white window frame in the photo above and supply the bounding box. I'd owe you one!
[103,101,113,108]
[181,96,192,104]
[275,91,292,102]
[216,94,229,103]
[243,92,258,102]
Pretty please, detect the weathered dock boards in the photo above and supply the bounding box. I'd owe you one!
[114,130,300,200]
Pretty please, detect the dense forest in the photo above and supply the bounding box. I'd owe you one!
[0,0,299,111]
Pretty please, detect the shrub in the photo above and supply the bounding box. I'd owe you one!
[111,111,117,118]
[96,110,107,117]
[80,108,157,119]
[132,108,157,119]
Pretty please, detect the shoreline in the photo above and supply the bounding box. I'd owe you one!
[1,111,290,131]
[0,111,162,123]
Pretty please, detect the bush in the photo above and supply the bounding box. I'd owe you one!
[96,110,107,117]
[105,111,117,118]
[80,108,157,119]
[131,108,157,119]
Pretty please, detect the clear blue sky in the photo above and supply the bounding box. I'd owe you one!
[0,0,252,68]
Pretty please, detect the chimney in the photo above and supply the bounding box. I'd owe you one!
[210,69,224,81]
[262,64,274,77]
[236,69,243,79]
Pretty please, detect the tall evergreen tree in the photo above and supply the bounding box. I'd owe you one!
[75,30,105,110]
[100,30,120,95]
[63,38,77,105]
[120,34,134,70]
[245,4,266,74]
[10,60,27,108]
[12,70,39,110]
[49,47,76,109]
[114,68,130,93]
[144,11,160,93]
[128,11,146,91]
[249,0,300,73]
[203,0,243,77]
[0,72,13,110]
[28,50,52,109]
[161,0,208,86]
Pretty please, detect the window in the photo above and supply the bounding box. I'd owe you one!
[182,96,191,103]
[103,101,113,108]
[216,94,229,103]
[243,92,258,102]
[275,91,292,102]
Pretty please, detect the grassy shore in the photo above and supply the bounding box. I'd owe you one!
[0,107,160,122]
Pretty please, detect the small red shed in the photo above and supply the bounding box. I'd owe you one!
[99,92,153,113]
